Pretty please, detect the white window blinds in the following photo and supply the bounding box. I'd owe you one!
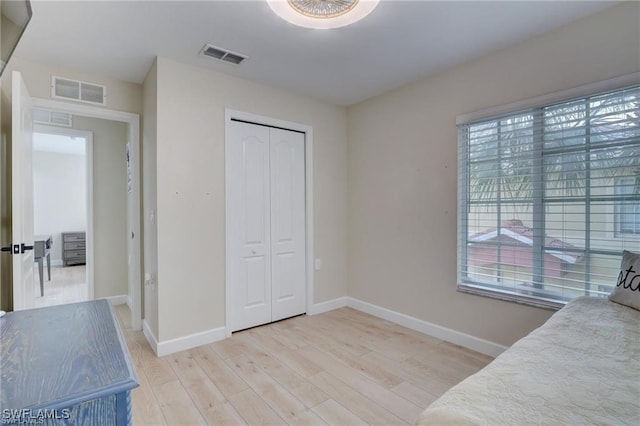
[457,84,640,308]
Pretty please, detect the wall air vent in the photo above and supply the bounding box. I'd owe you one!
[200,43,247,65]
[51,76,107,105]
[33,108,73,127]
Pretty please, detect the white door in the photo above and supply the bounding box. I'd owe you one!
[270,128,306,321]
[228,121,306,332]
[228,121,272,331]
[11,71,35,310]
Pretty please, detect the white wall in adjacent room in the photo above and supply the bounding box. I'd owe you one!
[33,134,86,264]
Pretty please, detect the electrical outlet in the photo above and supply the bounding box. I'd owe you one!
[315,258,322,270]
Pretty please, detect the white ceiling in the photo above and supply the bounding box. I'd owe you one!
[14,0,619,106]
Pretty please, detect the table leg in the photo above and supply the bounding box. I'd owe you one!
[37,258,44,296]
[46,252,51,281]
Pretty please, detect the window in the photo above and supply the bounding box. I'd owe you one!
[615,177,640,236]
[457,84,640,308]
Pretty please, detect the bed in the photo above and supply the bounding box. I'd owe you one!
[417,297,640,425]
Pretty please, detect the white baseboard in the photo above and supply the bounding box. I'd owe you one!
[126,295,132,310]
[153,326,227,357]
[143,319,160,356]
[50,259,63,267]
[139,295,505,358]
[104,295,128,306]
[347,297,507,357]
[308,296,348,315]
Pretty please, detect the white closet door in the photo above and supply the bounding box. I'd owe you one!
[228,120,307,332]
[270,128,306,322]
[228,121,272,332]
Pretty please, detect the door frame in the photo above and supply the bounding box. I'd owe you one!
[224,109,314,337]
[31,97,142,331]
[32,124,94,300]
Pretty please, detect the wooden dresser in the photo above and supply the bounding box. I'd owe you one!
[0,300,139,425]
[62,231,86,266]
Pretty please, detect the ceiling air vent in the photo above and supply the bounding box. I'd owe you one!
[51,76,107,105]
[33,108,73,127]
[200,43,247,65]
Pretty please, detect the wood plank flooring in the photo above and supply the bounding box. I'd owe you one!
[34,265,87,308]
[114,305,493,425]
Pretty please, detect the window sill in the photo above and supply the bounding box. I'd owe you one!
[457,283,565,311]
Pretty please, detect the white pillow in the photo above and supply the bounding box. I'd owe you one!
[609,250,640,311]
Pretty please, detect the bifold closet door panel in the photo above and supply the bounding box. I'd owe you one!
[228,120,272,332]
[269,127,306,322]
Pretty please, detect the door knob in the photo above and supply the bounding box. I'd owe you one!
[2,244,23,255]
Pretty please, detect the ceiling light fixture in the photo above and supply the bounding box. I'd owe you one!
[267,0,380,29]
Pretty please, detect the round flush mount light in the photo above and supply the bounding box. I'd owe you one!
[267,0,380,29]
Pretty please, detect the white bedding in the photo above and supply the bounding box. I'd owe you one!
[418,297,640,425]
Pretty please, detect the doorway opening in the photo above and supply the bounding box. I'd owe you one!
[32,126,92,308]
[9,71,141,331]
[30,97,142,331]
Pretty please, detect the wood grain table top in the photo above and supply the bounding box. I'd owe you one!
[0,299,138,410]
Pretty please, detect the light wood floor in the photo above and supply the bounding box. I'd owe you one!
[114,305,493,426]
[33,265,87,308]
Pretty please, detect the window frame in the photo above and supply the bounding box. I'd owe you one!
[614,177,640,238]
[456,73,640,310]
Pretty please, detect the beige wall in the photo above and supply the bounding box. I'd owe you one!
[2,57,142,115]
[151,57,348,342]
[346,2,640,346]
[142,60,158,338]
[73,116,128,299]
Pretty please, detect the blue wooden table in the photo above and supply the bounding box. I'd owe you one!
[0,300,139,425]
